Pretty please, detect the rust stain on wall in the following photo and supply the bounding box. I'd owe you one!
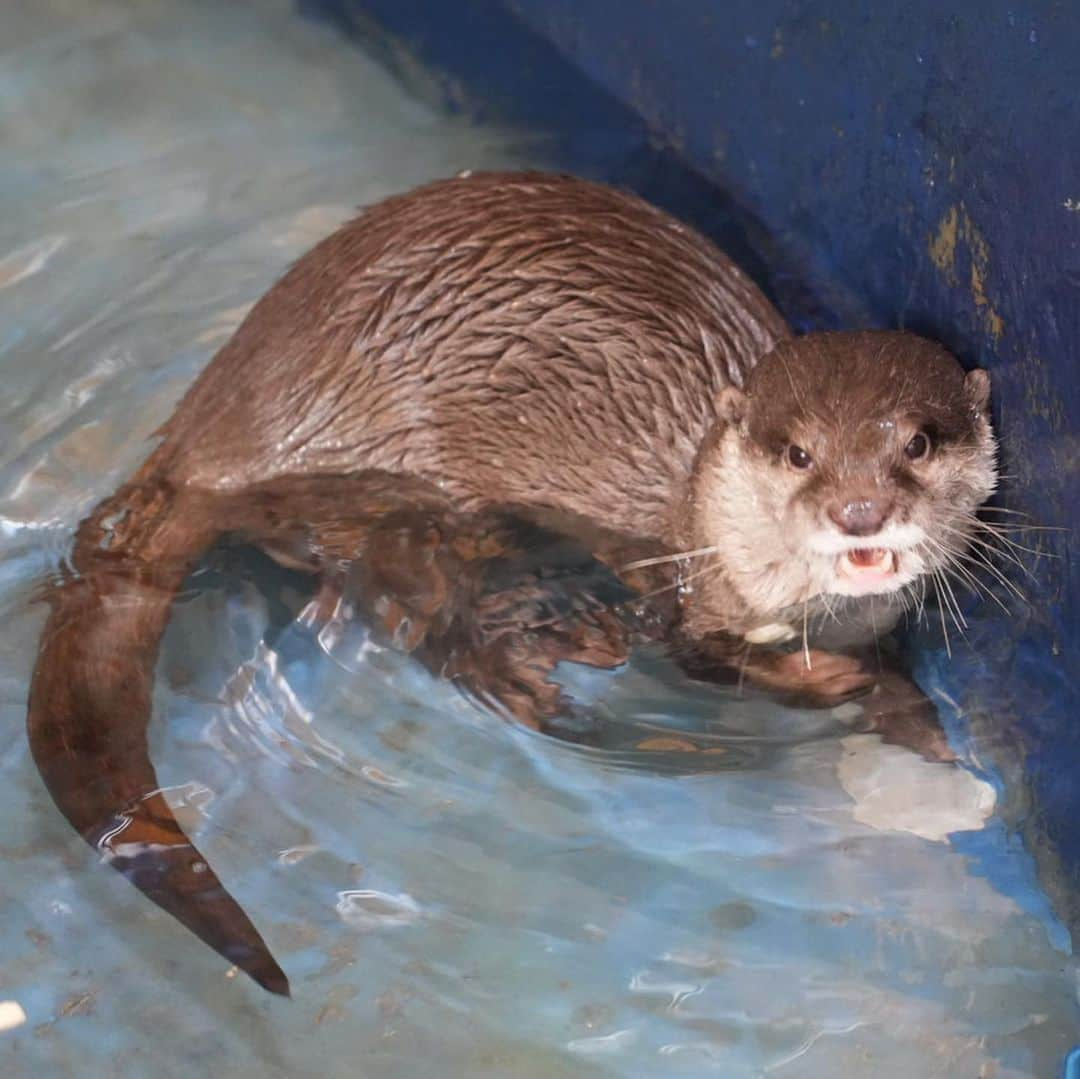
[928,203,1005,340]
[929,205,960,282]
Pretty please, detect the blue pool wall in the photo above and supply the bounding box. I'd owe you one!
[301,0,1079,921]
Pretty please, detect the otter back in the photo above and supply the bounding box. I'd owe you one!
[158,172,789,539]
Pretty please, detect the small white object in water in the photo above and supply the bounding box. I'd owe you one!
[0,234,67,290]
[837,734,996,842]
[568,1029,637,1055]
[744,622,796,644]
[830,701,864,723]
[335,889,421,930]
[0,1001,27,1033]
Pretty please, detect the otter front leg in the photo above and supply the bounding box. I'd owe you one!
[319,506,642,741]
[431,585,635,738]
[220,475,644,740]
[743,647,878,706]
[673,634,955,763]
[849,661,957,764]
[674,633,877,708]
[370,513,641,739]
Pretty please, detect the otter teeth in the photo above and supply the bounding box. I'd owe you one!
[849,547,892,569]
[840,548,897,575]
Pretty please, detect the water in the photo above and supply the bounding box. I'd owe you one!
[1,2,1077,1075]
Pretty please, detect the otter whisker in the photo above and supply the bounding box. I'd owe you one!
[894,582,911,619]
[931,568,953,659]
[825,596,842,630]
[819,591,841,625]
[935,562,969,633]
[621,546,720,571]
[967,522,1041,565]
[897,573,926,629]
[970,520,1063,558]
[634,559,726,602]
[964,511,1063,547]
[958,548,1030,603]
[868,595,883,673]
[921,548,967,628]
[931,528,1032,603]
[938,555,1011,615]
[912,573,930,627]
[921,530,1027,608]
[946,559,1007,609]
[933,514,1041,583]
[977,505,1032,518]
[932,519,1034,579]
[930,562,971,653]
[802,593,811,670]
[977,522,1066,535]
[962,527,1040,574]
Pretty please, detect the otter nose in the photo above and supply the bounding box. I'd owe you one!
[827,497,893,537]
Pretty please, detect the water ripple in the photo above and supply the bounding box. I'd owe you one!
[0,1,1076,1077]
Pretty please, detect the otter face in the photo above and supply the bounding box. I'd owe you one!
[705,330,997,615]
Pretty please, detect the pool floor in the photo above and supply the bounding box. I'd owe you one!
[0,2,1076,1075]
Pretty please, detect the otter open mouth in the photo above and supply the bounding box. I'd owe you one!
[836,547,898,586]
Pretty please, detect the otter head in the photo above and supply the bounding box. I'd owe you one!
[687,330,997,637]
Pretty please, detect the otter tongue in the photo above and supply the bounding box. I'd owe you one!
[848,547,889,569]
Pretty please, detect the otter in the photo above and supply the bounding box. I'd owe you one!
[27,172,997,996]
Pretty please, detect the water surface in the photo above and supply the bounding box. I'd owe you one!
[0,2,1076,1076]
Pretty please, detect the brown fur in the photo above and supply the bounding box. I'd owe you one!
[27,172,994,995]
[156,171,787,533]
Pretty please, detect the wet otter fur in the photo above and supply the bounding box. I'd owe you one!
[27,172,996,995]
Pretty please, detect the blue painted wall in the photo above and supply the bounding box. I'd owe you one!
[305,0,1078,918]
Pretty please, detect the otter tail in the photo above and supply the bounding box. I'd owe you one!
[27,466,290,996]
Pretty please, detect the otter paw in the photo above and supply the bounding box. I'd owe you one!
[770,649,876,706]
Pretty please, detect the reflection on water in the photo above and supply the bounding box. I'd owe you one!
[0,1,1076,1075]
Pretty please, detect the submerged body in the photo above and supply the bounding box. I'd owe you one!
[27,172,996,995]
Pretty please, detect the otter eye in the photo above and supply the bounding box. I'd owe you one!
[786,444,813,470]
[904,432,930,461]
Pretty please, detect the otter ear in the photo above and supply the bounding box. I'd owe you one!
[964,368,991,414]
[717,386,748,427]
